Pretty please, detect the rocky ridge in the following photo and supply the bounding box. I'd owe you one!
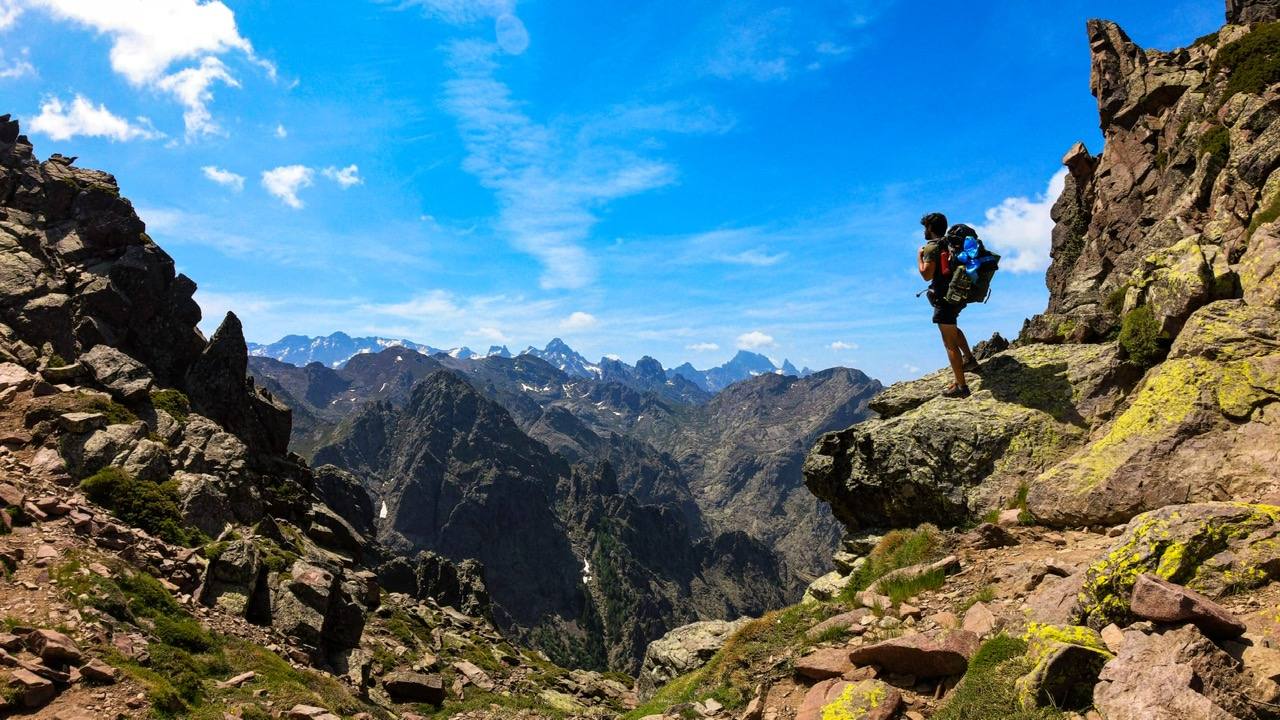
[0,114,642,718]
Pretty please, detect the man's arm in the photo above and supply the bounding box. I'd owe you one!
[918,246,935,281]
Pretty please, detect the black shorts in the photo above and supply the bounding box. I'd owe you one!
[932,300,965,325]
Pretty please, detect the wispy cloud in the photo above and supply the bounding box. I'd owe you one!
[323,164,362,188]
[0,47,33,79]
[261,165,314,208]
[976,169,1068,273]
[28,95,162,141]
[717,248,788,267]
[274,123,287,138]
[687,342,720,352]
[24,0,271,138]
[442,40,679,289]
[401,0,529,54]
[702,1,879,82]
[202,165,245,191]
[829,340,858,351]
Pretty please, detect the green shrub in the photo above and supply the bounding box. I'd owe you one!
[80,467,204,546]
[73,393,138,425]
[1214,21,1280,105]
[1248,192,1280,237]
[48,352,68,367]
[1118,305,1162,367]
[1194,30,1220,48]
[1197,124,1230,175]
[1104,284,1129,316]
[150,389,191,422]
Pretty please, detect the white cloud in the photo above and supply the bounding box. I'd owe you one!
[560,311,598,331]
[0,48,33,79]
[976,169,1068,273]
[322,164,362,188]
[27,0,268,138]
[0,0,21,30]
[902,363,921,374]
[443,41,676,289]
[154,56,238,137]
[202,165,244,191]
[707,9,793,82]
[737,330,775,349]
[467,326,510,343]
[686,342,719,352]
[275,123,287,138]
[829,340,858,351]
[261,165,314,209]
[717,248,787,267]
[29,95,161,142]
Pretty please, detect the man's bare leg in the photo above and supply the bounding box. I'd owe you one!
[956,327,976,365]
[939,325,966,387]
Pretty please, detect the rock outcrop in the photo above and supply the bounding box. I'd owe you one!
[806,0,1280,535]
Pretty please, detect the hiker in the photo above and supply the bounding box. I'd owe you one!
[918,212,979,398]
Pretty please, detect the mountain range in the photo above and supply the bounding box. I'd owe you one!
[249,341,881,667]
[249,333,815,392]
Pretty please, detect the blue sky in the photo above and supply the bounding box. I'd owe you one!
[0,0,1222,382]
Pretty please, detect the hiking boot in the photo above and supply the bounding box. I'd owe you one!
[963,357,981,373]
[942,384,971,399]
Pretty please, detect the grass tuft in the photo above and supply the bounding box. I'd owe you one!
[934,634,1064,720]
[838,524,945,603]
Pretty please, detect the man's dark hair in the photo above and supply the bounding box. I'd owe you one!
[921,212,948,238]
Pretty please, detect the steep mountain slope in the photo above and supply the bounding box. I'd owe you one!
[253,348,882,581]
[311,369,789,671]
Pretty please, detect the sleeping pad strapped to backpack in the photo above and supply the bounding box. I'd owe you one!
[941,223,1000,304]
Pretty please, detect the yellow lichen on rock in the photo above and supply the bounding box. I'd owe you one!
[821,680,888,720]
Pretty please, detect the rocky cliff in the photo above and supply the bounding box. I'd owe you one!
[806,3,1280,534]
[0,116,644,718]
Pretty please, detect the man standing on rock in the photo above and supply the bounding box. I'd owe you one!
[918,212,979,398]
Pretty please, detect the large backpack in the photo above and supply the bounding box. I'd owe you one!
[942,224,1000,304]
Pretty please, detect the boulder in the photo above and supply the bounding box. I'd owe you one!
[802,570,852,603]
[6,668,56,708]
[806,343,1126,531]
[382,671,445,705]
[79,658,120,684]
[26,628,83,666]
[79,345,153,401]
[961,602,999,637]
[1077,503,1280,628]
[57,412,106,433]
[1015,624,1112,711]
[1094,625,1262,719]
[1129,574,1246,639]
[794,647,855,680]
[1029,303,1280,527]
[846,630,979,677]
[1228,0,1280,25]
[796,678,900,720]
[451,660,495,691]
[270,561,337,648]
[636,618,750,697]
[805,609,873,641]
[0,362,34,391]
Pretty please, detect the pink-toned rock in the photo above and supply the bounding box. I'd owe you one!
[0,482,23,507]
[847,630,979,678]
[806,609,872,640]
[794,647,855,680]
[7,667,56,708]
[79,658,120,684]
[961,602,998,636]
[1130,574,1245,639]
[997,508,1023,526]
[927,611,959,630]
[796,678,900,720]
[26,628,82,666]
